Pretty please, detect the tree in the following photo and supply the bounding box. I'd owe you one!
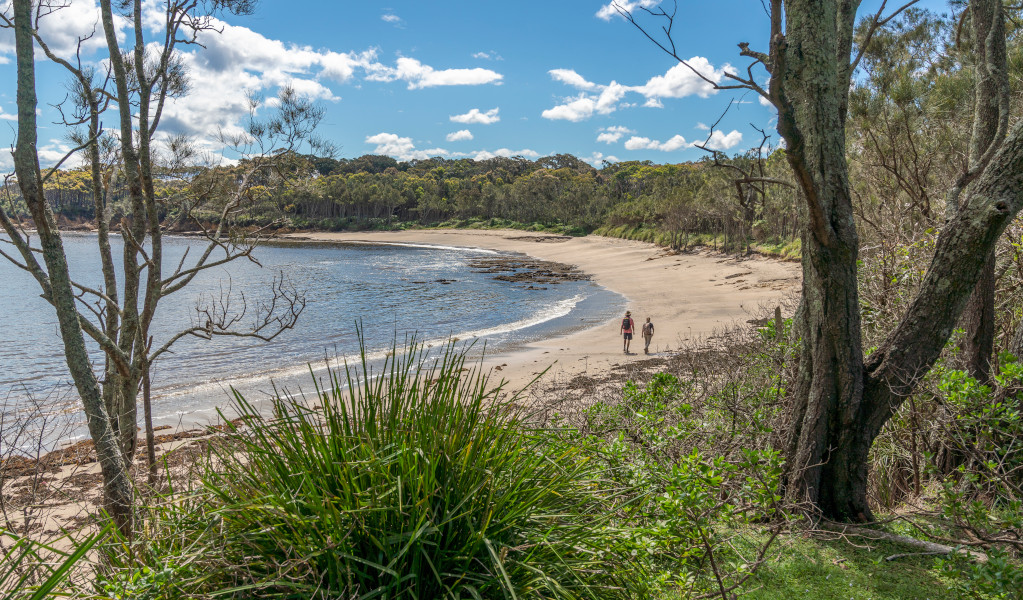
[0,0,323,530]
[617,0,1023,521]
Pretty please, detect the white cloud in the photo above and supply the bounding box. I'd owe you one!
[36,139,86,168]
[596,125,633,144]
[695,122,710,131]
[624,134,689,151]
[382,14,402,23]
[542,58,726,121]
[595,0,661,20]
[0,106,16,122]
[368,57,502,89]
[365,132,449,161]
[450,107,500,124]
[541,95,597,122]
[446,129,473,142]
[584,151,619,166]
[632,58,731,100]
[549,69,598,91]
[0,150,12,171]
[0,0,128,61]
[701,129,743,151]
[471,148,539,160]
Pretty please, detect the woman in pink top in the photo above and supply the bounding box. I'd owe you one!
[620,310,635,354]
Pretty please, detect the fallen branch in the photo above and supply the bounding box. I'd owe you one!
[821,521,988,562]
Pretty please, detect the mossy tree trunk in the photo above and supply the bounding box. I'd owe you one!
[770,0,1018,521]
[7,0,133,533]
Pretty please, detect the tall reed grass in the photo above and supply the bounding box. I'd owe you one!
[125,340,642,599]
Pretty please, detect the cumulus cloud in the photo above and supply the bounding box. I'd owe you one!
[542,58,730,121]
[446,129,474,142]
[541,82,628,122]
[632,58,729,100]
[585,151,619,166]
[365,132,448,161]
[382,13,402,24]
[596,125,633,144]
[368,57,502,89]
[450,107,500,124]
[549,69,598,91]
[595,0,660,20]
[471,148,540,160]
[700,129,743,151]
[0,0,129,60]
[624,135,689,152]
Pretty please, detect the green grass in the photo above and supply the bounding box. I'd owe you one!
[733,533,959,600]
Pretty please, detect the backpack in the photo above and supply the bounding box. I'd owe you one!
[623,317,632,331]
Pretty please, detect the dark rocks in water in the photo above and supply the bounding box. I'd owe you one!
[468,256,589,286]
[435,279,456,284]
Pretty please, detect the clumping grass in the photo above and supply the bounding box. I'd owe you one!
[121,339,643,599]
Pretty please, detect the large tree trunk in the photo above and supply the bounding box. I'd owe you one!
[775,0,1021,522]
[11,0,133,533]
[959,0,1008,383]
[774,0,872,521]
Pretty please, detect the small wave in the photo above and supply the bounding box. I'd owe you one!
[344,240,500,255]
[453,294,585,340]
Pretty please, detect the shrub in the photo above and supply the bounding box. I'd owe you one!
[133,340,643,599]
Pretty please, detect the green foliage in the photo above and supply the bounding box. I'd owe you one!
[570,371,784,596]
[120,339,645,599]
[0,527,106,600]
[937,550,1023,600]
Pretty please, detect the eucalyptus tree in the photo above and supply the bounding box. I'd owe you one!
[617,0,1023,521]
[1,0,324,530]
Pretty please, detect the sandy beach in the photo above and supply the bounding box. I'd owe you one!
[285,230,801,395]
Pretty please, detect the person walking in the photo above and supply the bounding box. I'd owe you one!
[642,317,654,354]
[620,310,635,354]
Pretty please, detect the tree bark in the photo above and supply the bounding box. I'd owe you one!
[11,0,133,533]
[959,0,1008,384]
[774,0,1022,522]
[775,0,872,521]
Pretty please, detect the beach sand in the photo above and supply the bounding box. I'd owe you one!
[285,230,801,395]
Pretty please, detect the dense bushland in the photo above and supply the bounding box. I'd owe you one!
[4,149,799,255]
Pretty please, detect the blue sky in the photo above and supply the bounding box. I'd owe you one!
[0,0,952,169]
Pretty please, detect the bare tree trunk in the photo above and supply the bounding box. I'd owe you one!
[100,0,146,461]
[10,0,132,533]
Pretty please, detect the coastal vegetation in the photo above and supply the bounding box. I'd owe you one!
[3,1,1023,600]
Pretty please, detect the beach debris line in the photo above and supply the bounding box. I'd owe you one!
[468,256,590,286]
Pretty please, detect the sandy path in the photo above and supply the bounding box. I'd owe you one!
[286,230,800,394]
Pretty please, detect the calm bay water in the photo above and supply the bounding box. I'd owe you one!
[0,233,623,446]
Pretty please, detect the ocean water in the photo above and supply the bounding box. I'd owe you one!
[0,233,623,446]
